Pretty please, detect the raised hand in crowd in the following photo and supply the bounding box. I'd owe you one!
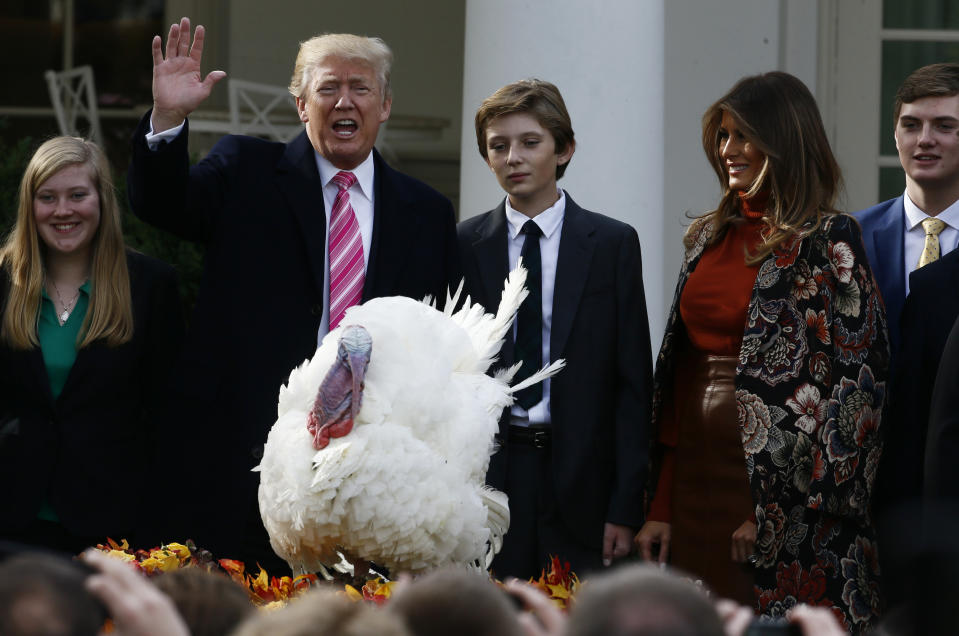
[716,599,846,636]
[504,578,566,636]
[82,549,189,636]
[151,16,226,132]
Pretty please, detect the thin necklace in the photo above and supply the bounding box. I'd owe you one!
[51,281,80,326]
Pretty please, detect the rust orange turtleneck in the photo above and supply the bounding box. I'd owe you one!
[679,191,768,354]
[648,192,769,523]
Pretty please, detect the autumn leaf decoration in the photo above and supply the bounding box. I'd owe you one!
[92,540,580,611]
[529,555,580,609]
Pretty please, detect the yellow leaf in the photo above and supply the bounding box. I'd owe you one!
[165,543,191,560]
[158,553,180,572]
[547,584,570,599]
[251,568,269,592]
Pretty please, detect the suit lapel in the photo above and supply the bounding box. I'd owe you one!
[551,193,595,362]
[275,132,328,297]
[947,250,959,314]
[869,197,906,306]
[471,201,510,316]
[364,150,422,300]
[26,346,53,405]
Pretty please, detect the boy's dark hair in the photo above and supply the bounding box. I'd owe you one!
[475,79,575,179]
[894,62,959,123]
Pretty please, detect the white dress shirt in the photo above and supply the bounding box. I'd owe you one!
[143,120,375,345]
[902,191,959,295]
[505,190,565,427]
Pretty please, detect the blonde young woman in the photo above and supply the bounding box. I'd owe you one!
[0,137,183,553]
[635,73,888,632]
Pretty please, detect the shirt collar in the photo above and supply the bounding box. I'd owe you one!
[903,189,959,230]
[315,151,375,203]
[40,279,92,301]
[505,189,566,240]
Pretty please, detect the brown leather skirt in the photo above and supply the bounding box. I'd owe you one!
[669,350,755,604]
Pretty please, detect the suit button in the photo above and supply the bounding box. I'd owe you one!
[251,446,264,460]
[311,304,323,317]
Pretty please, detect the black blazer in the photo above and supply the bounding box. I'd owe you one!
[0,251,183,540]
[126,114,459,544]
[878,247,959,510]
[457,193,653,546]
[925,312,959,500]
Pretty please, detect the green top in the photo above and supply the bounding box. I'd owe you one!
[37,281,91,399]
[36,280,90,523]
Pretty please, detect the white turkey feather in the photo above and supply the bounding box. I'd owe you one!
[256,265,564,576]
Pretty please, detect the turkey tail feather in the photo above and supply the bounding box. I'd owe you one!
[481,487,510,570]
[445,279,465,316]
[509,359,566,394]
[448,265,530,373]
[473,263,528,366]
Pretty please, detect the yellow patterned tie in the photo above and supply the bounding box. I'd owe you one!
[918,217,947,269]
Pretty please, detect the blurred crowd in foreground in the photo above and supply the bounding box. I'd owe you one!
[0,547,857,636]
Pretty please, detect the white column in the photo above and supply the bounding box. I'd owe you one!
[460,0,666,349]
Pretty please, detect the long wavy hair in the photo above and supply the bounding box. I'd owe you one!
[0,136,132,349]
[689,71,843,263]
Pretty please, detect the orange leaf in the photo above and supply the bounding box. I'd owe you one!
[218,559,246,585]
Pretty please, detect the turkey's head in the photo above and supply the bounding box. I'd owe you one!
[307,325,372,450]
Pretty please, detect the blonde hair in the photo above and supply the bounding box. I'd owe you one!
[0,136,133,349]
[288,33,393,102]
[691,72,842,263]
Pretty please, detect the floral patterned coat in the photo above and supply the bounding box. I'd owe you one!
[649,213,888,632]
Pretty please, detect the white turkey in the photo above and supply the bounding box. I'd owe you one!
[254,265,563,577]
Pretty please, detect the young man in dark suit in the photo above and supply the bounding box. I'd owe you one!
[458,80,652,579]
[854,62,959,612]
[127,19,458,570]
[854,63,959,360]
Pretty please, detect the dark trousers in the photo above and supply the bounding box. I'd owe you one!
[491,440,602,581]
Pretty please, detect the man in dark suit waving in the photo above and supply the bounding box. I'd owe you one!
[458,80,652,579]
[128,18,458,570]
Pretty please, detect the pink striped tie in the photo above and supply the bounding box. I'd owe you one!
[328,170,364,330]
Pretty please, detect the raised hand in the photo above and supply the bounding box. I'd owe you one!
[151,16,226,133]
[82,550,190,636]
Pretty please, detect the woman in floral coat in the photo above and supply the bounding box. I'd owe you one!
[634,72,887,633]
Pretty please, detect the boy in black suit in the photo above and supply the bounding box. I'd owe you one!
[457,80,653,579]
